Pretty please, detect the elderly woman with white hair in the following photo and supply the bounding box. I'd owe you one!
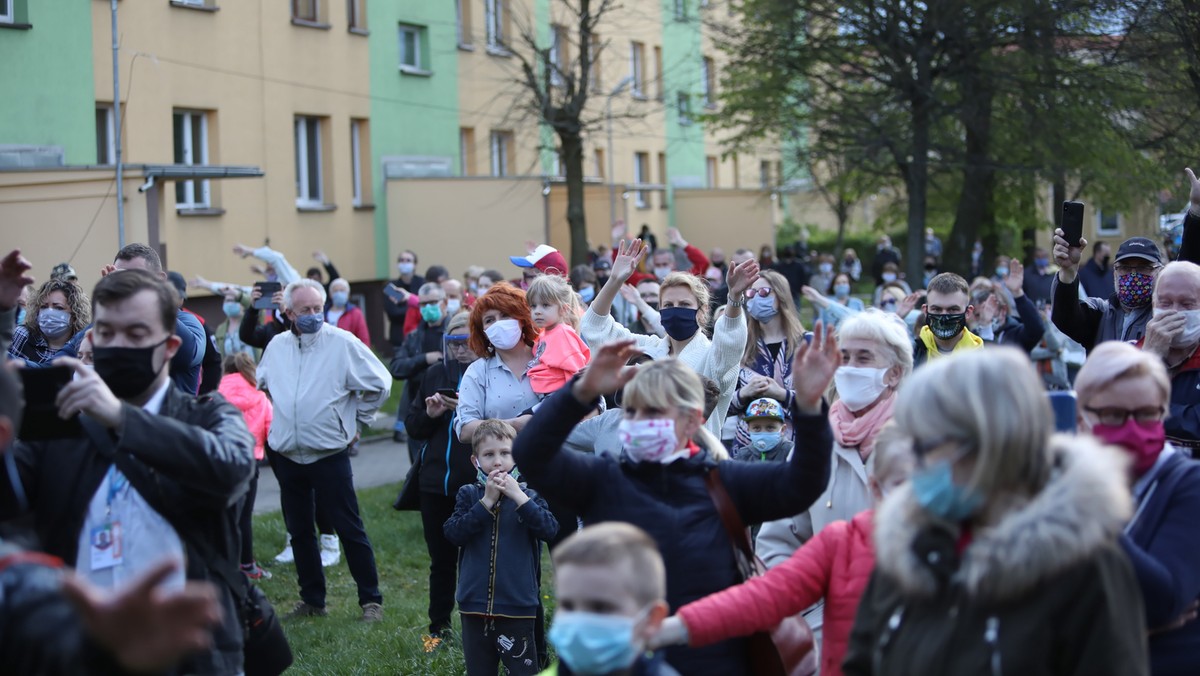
[1076,340,1200,675]
[843,347,1147,675]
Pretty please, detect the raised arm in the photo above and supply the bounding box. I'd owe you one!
[587,238,647,319]
[1175,168,1200,264]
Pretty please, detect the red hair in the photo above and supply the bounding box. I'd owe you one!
[468,282,539,356]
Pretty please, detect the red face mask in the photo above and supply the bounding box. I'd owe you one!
[1091,419,1165,477]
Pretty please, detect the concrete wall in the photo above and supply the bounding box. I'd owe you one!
[0,3,95,163]
[670,188,777,259]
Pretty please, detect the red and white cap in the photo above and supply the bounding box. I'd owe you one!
[510,244,568,277]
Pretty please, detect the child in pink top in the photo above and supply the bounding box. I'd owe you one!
[218,353,274,580]
[525,274,591,395]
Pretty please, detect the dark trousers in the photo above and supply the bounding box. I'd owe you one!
[418,491,458,635]
[269,448,382,608]
[461,614,539,676]
[238,468,259,565]
[266,440,334,536]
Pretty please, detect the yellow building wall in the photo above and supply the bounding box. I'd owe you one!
[91,1,376,291]
[674,190,776,258]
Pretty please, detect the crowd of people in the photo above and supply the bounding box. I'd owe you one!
[1,168,1199,675]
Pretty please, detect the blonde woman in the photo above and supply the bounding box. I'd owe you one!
[728,269,806,454]
[843,347,1147,675]
[514,333,840,676]
[582,238,757,436]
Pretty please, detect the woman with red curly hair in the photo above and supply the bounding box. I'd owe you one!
[455,283,542,443]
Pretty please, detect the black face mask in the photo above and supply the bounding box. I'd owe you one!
[927,313,967,341]
[1101,255,1111,268]
[93,337,170,400]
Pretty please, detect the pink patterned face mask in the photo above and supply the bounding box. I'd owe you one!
[618,418,678,463]
[1117,272,1154,308]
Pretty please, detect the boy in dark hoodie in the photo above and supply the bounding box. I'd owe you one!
[736,397,792,463]
[445,419,558,676]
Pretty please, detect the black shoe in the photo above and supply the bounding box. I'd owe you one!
[393,430,407,443]
[285,601,328,619]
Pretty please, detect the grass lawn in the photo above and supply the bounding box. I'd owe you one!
[253,483,556,675]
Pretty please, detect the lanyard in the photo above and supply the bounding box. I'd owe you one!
[106,466,129,511]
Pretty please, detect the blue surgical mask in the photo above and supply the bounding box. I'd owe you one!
[995,266,1009,278]
[659,307,699,341]
[749,431,782,454]
[222,301,242,318]
[295,313,324,334]
[578,285,595,303]
[747,295,778,323]
[397,261,415,276]
[833,283,851,298]
[420,303,443,324]
[37,308,71,339]
[1035,257,1049,269]
[331,291,349,307]
[549,610,643,676]
[911,449,982,522]
[15,308,26,326]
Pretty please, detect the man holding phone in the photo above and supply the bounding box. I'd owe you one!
[389,283,450,462]
[0,269,256,675]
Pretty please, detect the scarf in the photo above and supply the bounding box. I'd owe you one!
[829,393,896,461]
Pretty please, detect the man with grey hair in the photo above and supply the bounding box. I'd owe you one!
[1140,260,1200,451]
[389,282,451,462]
[257,279,392,622]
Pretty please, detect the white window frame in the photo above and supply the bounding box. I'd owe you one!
[399,24,424,72]
[295,116,324,207]
[630,42,645,97]
[1096,209,1122,236]
[0,0,14,23]
[350,119,364,207]
[486,0,505,49]
[347,0,366,30]
[490,131,512,177]
[549,25,565,87]
[96,105,116,165]
[174,111,210,210]
[634,152,649,208]
[677,92,692,125]
[175,0,207,6]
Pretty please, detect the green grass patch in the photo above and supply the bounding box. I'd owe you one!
[253,483,555,675]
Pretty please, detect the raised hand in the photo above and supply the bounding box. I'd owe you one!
[0,249,34,310]
[791,321,839,414]
[1004,259,1025,297]
[667,227,687,248]
[573,339,641,402]
[897,292,922,318]
[312,250,330,264]
[1187,168,1200,216]
[726,259,761,298]
[611,239,647,283]
[232,244,255,258]
[1052,228,1086,283]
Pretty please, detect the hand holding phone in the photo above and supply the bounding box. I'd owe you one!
[436,387,458,399]
[1061,201,1085,248]
[252,282,281,310]
[18,365,83,440]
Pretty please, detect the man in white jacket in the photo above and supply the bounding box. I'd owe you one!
[257,279,391,623]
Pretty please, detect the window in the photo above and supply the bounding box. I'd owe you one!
[706,156,718,188]
[173,0,209,7]
[702,57,716,107]
[347,0,366,32]
[0,0,12,23]
[294,115,324,207]
[587,34,601,91]
[460,127,476,176]
[350,119,370,206]
[634,152,650,208]
[173,111,210,209]
[657,152,668,209]
[653,46,664,101]
[630,42,646,97]
[399,24,428,73]
[1097,209,1121,236]
[490,130,514,177]
[96,105,115,165]
[760,159,771,188]
[549,25,568,87]
[486,0,507,50]
[594,148,605,179]
[677,92,692,125]
[456,0,473,47]
[292,0,319,22]
[674,0,687,21]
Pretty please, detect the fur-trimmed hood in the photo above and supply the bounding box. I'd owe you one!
[873,433,1133,603]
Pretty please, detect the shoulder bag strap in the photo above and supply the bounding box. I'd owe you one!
[702,468,757,580]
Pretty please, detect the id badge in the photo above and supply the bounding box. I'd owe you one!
[89,521,123,571]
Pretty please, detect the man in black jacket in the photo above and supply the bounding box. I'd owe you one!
[390,282,449,462]
[0,269,256,675]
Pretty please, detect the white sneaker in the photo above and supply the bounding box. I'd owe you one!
[320,534,341,567]
[274,544,294,564]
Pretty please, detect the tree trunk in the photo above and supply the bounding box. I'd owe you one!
[833,197,849,256]
[947,72,996,278]
[561,131,588,268]
[905,52,933,288]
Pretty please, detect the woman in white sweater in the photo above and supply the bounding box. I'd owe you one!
[581,238,756,437]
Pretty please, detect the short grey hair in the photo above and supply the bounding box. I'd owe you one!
[836,309,914,378]
[329,277,351,292]
[283,278,327,310]
[418,282,445,299]
[1154,261,1200,301]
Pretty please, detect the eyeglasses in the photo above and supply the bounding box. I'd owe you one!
[743,287,774,299]
[1114,263,1159,275]
[1083,406,1165,426]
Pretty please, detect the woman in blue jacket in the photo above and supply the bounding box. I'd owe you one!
[512,329,839,676]
[1076,341,1200,675]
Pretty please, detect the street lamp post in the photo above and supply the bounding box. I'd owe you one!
[606,76,634,232]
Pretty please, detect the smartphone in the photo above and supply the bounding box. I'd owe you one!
[1061,201,1085,248]
[252,281,281,310]
[1047,391,1077,434]
[18,366,83,441]
[383,284,406,304]
[436,388,458,399]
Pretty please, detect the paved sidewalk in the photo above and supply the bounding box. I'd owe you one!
[253,437,413,515]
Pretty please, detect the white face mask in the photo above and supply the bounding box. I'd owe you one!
[618,418,679,463]
[484,318,523,351]
[1153,308,1200,348]
[397,261,415,276]
[834,366,890,412]
[881,272,897,283]
[446,299,462,316]
[654,265,674,280]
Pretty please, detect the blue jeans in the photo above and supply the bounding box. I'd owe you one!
[269,448,382,608]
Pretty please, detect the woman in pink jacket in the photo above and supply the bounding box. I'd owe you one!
[218,352,274,580]
[651,424,913,676]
